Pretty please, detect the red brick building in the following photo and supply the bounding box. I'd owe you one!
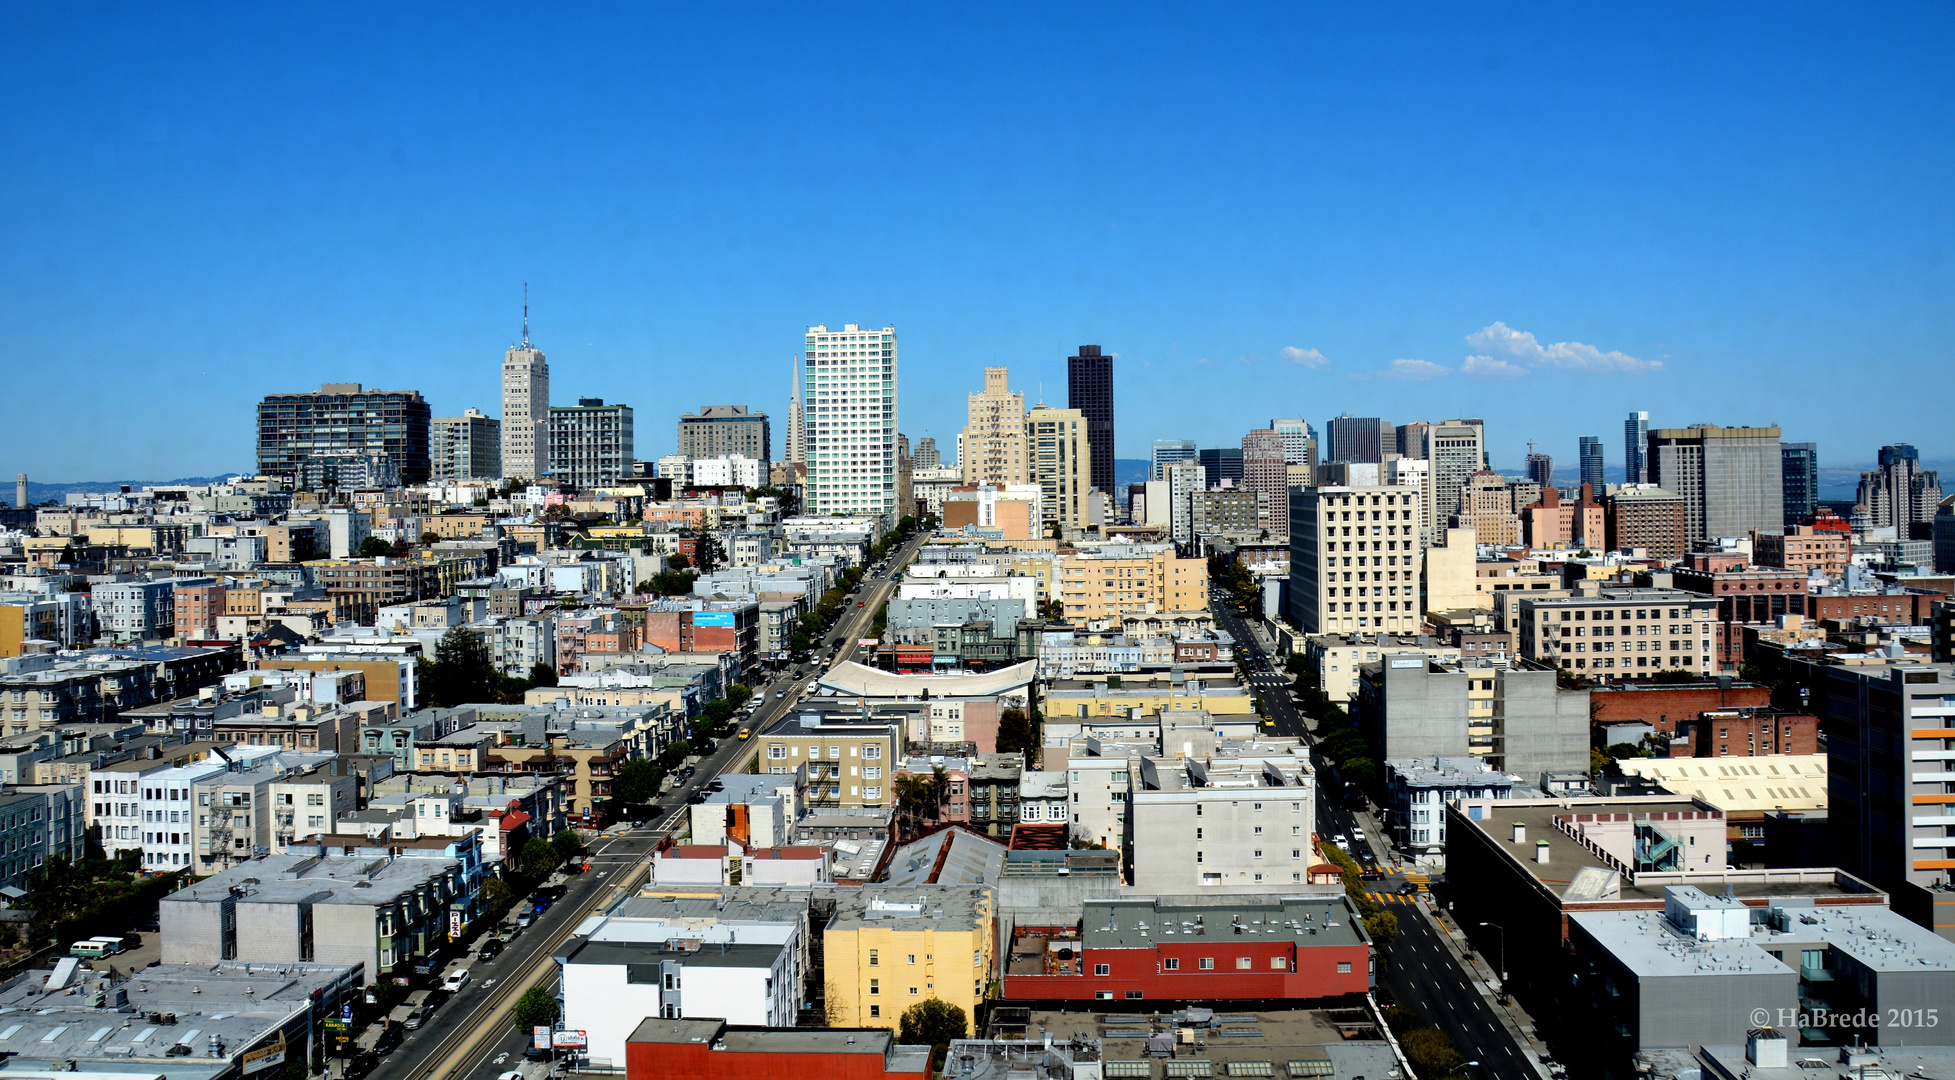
[1683,707,1819,757]
[1672,552,1810,670]
[626,1019,928,1080]
[1003,895,1371,1003]
[1590,681,1770,740]
[1806,589,1940,626]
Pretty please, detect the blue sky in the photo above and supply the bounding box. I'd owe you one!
[4,4,1952,482]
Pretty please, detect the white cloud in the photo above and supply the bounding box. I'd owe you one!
[1356,358,1451,381]
[1281,346,1329,369]
[1461,354,1527,379]
[1464,321,1662,374]
[1193,356,1214,366]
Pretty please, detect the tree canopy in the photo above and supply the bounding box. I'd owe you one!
[898,998,968,1045]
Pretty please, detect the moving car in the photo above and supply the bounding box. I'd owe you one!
[737,727,751,739]
[1360,867,1386,881]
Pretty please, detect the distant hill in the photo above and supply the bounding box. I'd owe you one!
[1115,459,1151,488]
[12,476,238,507]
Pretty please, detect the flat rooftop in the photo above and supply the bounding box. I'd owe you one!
[1010,1008,1399,1080]
[1572,900,1955,978]
[162,852,459,907]
[827,886,991,931]
[1079,895,1363,950]
[1459,798,1877,903]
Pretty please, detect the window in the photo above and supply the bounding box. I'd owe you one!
[1236,957,1253,970]
[864,745,881,760]
[1270,957,1287,970]
[869,950,878,966]
[1164,958,1180,971]
[870,1005,879,1018]
[1337,962,1353,974]
[770,746,787,759]
[306,793,324,806]
[869,979,879,995]
[1094,964,1111,976]
[1198,958,1215,970]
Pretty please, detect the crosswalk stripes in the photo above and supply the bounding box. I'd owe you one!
[1365,890,1424,905]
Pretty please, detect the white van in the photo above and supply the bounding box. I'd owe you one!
[68,940,112,958]
[88,936,127,955]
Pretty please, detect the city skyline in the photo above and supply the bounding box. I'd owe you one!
[5,6,1954,481]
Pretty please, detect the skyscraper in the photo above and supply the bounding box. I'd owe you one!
[785,356,805,466]
[1857,444,1942,529]
[1425,420,1486,536]
[548,398,635,488]
[1067,345,1115,498]
[678,405,770,462]
[258,383,432,487]
[1152,439,1198,481]
[500,295,549,481]
[1271,419,1316,466]
[1578,436,1605,495]
[1647,424,1784,546]
[1027,404,1091,536]
[1624,411,1650,485]
[432,409,502,482]
[1163,458,1204,545]
[913,437,941,471]
[1241,428,1288,537]
[802,323,899,518]
[1198,447,1244,489]
[1525,446,1554,488]
[1395,421,1431,460]
[1326,415,1391,464]
[1781,442,1819,525]
[962,367,1029,486]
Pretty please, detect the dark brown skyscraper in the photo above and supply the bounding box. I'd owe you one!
[1067,345,1114,496]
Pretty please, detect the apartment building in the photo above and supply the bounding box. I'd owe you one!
[823,886,994,1033]
[1026,404,1092,536]
[803,324,899,519]
[1054,545,1207,622]
[1128,749,1317,893]
[1515,588,1719,678]
[433,408,502,482]
[1286,482,1425,635]
[550,398,635,487]
[257,383,433,487]
[1352,656,1590,779]
[757,713,899,811]
[0,784,85,892]
[1754,524,1850,577]
[962,368,1028,486]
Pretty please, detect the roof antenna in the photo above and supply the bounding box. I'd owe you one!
[522,283,531,349]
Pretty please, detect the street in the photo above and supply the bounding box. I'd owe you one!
[1207,599,1546,1080]
[358,531,928,1080]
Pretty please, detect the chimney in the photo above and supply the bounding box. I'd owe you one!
[1535,840,1550,864]
[1511,822,1526,845]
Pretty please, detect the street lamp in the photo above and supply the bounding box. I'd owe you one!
[1478,921,1506,986]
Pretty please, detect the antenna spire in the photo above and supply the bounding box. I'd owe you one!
[522,283,530,348]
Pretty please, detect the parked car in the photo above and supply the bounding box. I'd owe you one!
[442,969,470,993]
[477,940,504,962]
[515,912,535,929]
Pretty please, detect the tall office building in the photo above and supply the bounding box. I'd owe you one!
[803,323,899,518]
[1425,420,1486,536]
[1781,442,1819,524]
[1287,482,1425,635]
[1856,444,1942,530]
[1027,404,1092,536]
[1395,421,1431,460]
[1624,411,1650,485]
[1646,424,1784,546]
[913,436,941,470]
[1326,415,1392,464]
[1152,439,1198,481]
[1578,436,1606,495]
[501,303,550,481]
[1067,345,1115,497]
[1272,418,1317,489]
[1525,447,1554,488]
[962,367,1029,486]
[1241,428,1289,537]
[432,409,502,482]
[1198,447,1244,489]
[785,356,805,466]
[678,405,770,463]
[257,383,432,487]
[548,399,635,488]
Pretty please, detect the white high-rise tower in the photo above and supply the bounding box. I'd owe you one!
[500,287,550,481]
[802,323,897,518]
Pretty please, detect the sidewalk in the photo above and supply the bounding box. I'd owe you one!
[1417,900,1558,1080]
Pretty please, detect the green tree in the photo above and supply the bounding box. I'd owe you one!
[727,684,753,709]
[480,877,513,916]
[692,534,727,574]
[645,569,697,596]
[1399,1027,1467,1078]
[702,699,736,729]
[552,829,585,862]
[1363,910,1400,952]
[520,837,557,875]
[898,998,969,1045]
[422,627,499,708]
[614,760,663,805]
[995,707,1040,757]
[511,984,561,1033]
[528,662,559,688]
[420,531,442,545]
[667,552,692,571]
[357,536,392,558]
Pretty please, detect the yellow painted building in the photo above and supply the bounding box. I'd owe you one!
[1055,546,1208,622]
[823,887,994,1033]
[1043,671,1254,719]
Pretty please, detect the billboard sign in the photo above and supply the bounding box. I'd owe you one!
[241,1035,287,1075]
[552,1030,589,1049]
[695,611,736,628]
[534,1027,552,1051]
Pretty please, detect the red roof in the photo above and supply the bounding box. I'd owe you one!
[498,809,531,831]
